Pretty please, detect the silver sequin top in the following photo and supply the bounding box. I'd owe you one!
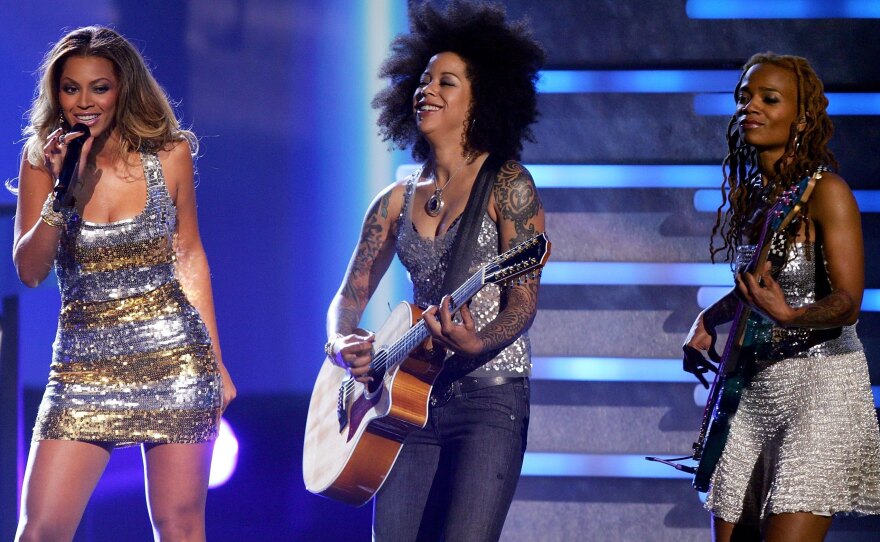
[735,242,862,360]
[395,169,531,377]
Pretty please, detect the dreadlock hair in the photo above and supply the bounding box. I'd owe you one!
[710,52,837,264]
[371,0,544,162]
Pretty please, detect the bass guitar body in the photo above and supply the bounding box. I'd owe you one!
[690,171,819,493]
[303,302,443,506]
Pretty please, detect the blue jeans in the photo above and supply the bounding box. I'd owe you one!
[372,379,530,542]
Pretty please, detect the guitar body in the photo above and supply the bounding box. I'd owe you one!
[302,302,445,506]
[692,321,758,492]
[302,232,551,505]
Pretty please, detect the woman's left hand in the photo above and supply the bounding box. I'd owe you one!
[218,362,237,413]
[423,295,483,358]
[736,261,795,326]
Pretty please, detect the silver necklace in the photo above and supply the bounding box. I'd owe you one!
[425,160,468,217]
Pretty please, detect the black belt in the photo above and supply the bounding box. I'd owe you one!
[451,376,525,394]
[431,376,525,407]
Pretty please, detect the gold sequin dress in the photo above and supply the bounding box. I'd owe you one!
[33,152,221,446]
[706,242,880,524]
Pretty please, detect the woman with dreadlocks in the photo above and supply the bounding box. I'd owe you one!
[322,1,544,539]
[683,53,880,541]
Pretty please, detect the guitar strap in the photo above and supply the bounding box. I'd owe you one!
[430,154,505,406]
[439,154,505,295]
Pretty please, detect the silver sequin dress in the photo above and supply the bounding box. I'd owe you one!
[33,152,221,447]
[706,242,880,524]
[395,169,531,378]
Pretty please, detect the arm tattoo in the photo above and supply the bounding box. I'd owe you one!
[704,292,739,328]
[494,161,543,247]
[476,281,539,352]
[379,191,390,219]
[332,193,392,333]
[788,290,856,329]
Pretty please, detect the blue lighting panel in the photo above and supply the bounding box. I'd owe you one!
[537,70,739,93]
[687,0,880,18]
[527,164,720,188]
[400,164,722,189]
[531,357,693,383]
[864,290,880,312]
[874,386,880,408]
[694,189,880,213]
[699,287,880,312]
[542,262,733,286]
[521,452,694,479]
[694,93,880,116]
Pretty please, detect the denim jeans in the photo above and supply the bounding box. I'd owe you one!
[372,379,530,542]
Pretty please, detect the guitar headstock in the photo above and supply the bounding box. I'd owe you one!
[749,170,822,274]
[484,232,551,286]
[766,170,820,233]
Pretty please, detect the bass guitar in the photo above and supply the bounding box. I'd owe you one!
[303,232,551,506]
[690,170,820,492]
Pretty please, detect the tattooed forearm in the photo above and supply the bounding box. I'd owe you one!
[703,291,739,328]
[476,281,539,352]
[328,191,394,336]
[495,161,543,246]
[787,290,857,329]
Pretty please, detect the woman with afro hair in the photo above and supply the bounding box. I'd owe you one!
[683,53,880,541]
[323,1,545,539]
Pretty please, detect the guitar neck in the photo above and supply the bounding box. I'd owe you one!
[373,269,486,373]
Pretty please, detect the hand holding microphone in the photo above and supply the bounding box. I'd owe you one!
[52,123,91,211]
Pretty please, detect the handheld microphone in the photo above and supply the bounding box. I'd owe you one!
[52,123,91,212]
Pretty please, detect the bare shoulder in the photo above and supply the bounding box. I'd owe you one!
[157,139,194,174]
[810,171,858,212]
[370,178,409,224]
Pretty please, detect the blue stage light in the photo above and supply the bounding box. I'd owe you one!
[686,0,880,18]
[521,452,694,479]
[542,262,733,286]
[531,357,693,383]
[694,189,880,213]
[537,70,739,93]
[700,287,880,312]
[874,386,880,408]
[694,93,880,116]
[399,164,721,189]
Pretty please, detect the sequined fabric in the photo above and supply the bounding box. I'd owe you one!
[706,242,880,523]
[34,152,221,447]
[395,168,530,377]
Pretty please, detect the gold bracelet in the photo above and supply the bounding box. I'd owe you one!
[40,193,66,228]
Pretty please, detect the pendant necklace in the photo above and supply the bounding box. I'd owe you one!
[425,159,468,217]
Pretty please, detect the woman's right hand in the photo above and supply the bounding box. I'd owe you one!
[330,333,376,384]
[682,314,720,389]
[42,127,90,181]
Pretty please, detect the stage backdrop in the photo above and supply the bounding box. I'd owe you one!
[1,1,877,541]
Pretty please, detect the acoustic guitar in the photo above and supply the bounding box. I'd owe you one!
[303,232,551,505]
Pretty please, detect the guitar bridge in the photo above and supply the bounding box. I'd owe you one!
[337,379,349,432]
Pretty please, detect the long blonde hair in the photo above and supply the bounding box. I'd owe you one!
[21,26,196,170]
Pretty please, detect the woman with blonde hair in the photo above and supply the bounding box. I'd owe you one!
[11,26,235,541]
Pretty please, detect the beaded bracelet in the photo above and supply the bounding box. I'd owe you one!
[39,193,67,228]
[324,333,343,358]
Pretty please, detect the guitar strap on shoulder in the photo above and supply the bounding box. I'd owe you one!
[439,154,506,296]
